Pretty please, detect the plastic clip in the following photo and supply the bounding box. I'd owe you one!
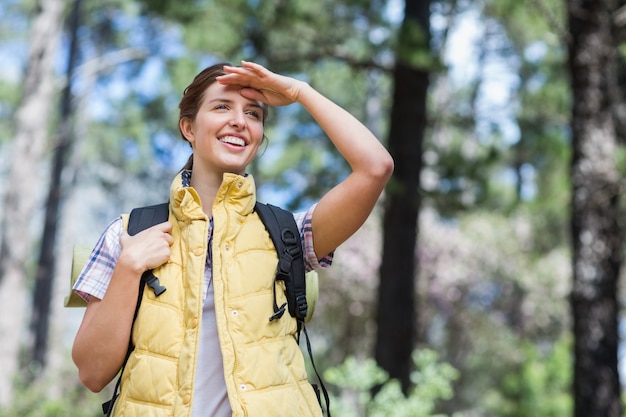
[143,271,167,296]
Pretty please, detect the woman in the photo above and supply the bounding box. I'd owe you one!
[72,61,393,417]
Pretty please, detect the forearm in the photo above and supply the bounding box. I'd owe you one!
[296,83,394,256]
[296,82,393,179]
[72,261,141,392]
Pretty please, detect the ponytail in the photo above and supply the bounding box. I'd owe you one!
[179,153,193,173]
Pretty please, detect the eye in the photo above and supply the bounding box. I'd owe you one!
[214,103,229,110]
[246,109,262,120]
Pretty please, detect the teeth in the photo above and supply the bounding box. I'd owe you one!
[219,136,245,146]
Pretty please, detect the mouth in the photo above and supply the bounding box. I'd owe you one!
[218,135,246,147]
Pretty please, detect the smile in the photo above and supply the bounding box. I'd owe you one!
[218,136,246,147]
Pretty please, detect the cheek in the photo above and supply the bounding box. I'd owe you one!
[251,123,265,144]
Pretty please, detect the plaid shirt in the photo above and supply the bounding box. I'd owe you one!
[73,204,332,302]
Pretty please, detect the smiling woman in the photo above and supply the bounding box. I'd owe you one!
[179,78,266,184]
[70,61,393,417]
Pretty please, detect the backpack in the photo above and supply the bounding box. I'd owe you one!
[66,202,330,416]
[65,202,318,322]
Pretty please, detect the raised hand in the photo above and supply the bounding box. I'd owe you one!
[217,61,306,107]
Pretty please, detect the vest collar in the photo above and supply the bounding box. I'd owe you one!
[169,171,257,219]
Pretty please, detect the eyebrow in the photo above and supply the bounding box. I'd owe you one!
[208,97,263,109]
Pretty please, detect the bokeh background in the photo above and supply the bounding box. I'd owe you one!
[0,0,623,416]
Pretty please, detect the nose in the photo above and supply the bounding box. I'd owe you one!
[229,109,246,129]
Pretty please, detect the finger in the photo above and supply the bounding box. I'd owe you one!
[216,73,252,88]
[222,64,256,78]
[240,60,267,75]
[238,87,265,102]
[220,68,243,79]
[224,62,269,84]
[155,221,172,233]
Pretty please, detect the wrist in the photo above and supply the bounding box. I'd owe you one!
[117,250,146,277]
[294,81,311,102]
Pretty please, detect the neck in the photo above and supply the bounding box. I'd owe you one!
[189,169,223,218]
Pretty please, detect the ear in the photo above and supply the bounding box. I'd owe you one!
[179,117,195,145]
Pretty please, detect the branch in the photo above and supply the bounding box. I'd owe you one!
[75,47,149,82]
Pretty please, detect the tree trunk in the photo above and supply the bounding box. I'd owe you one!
[28,0,83,377]
[0,0,63,405]
[375,0,431,393]
[567,1,623,416]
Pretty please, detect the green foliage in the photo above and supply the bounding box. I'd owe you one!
[324,350,460,417]
[136,0,201,23]
[396,19,440,72]
[0,78,18,145]
[425,0,571,259]
[423,124,506,215]
[484,337,572,417]
[0,0,30,146]
[317,192,573,414]
[0,369,107,417]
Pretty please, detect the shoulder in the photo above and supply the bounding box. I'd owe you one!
[294,203,334,270]
[293,203,316,233]
[91,216,124,261]
[103,216,124,245]
[72,216,124,300]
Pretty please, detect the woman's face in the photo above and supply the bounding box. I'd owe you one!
[181,81,265,176]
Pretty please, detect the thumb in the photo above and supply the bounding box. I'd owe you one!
[239,87,265,102]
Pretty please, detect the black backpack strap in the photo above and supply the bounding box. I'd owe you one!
[127,202,170,235]
[255,202,307,322]
[255,202,332,416]
[303,325,332,417]
[128,203,169,297]
[102,202,169,416]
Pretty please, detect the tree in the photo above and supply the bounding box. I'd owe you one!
[375,0,432,393]
[25,0,153,383]
[0,0,64,405]
[566,0,623,416]
[28,0,83,377]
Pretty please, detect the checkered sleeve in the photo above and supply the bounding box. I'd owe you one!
[294,203,334,272]
[72,217,123,302]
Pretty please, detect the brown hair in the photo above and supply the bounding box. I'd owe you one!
[178,63,269,171]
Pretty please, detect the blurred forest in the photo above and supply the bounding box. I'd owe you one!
[0,0,625,416]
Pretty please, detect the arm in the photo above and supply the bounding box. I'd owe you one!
[294,83,394,256]
[219,62,394,256]
[71,222,173,392]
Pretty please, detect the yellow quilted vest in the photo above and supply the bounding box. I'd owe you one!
[112,172,322,417]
